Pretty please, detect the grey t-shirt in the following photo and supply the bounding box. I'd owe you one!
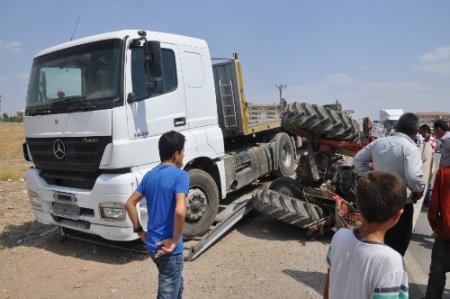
[437,131,450,167]
[326,228,409,299]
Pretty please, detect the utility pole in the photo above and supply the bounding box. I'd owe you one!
[275,84,287,107]
[0,95,2,120]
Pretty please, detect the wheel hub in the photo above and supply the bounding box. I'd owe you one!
[186,188,207,221]
[281,144,292,168]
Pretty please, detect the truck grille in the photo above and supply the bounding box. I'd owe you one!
[26,136,112,189]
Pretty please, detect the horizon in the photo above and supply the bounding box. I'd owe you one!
[1,1,449,121]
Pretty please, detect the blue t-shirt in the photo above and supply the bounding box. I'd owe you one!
[136,164,189,255]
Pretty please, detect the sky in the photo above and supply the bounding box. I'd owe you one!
[1,0,449,121]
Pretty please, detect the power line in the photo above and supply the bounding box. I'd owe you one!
[129,0,282,85]
[167,0,281,84]
[128,0,190,35]
[127,1,283,100]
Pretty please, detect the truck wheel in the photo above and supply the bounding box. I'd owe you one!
[183,169,219,238]
[271,132,295,177]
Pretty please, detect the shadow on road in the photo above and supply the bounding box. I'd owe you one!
[0,221,148,264]
[236,210,332,246]
[411,232,434,250]
[0,221,49,248]
[282,269,326,296]
[409,282,450,299]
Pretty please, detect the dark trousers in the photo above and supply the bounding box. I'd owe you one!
[385,203,414,256]
[425,239,450,299]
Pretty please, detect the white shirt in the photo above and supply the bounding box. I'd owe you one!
[327,229,409,299]
[354,132,425,203]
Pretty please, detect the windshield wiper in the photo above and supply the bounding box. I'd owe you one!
[52,95,87,105]
[28,107,52,116]
[67,101,97,112]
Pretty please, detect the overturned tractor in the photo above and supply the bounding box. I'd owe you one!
[252,102,372,238]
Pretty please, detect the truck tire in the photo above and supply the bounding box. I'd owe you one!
[271,132,295,177]
[282,102,359,140]
[183,169,219,238]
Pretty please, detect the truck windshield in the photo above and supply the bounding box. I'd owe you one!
[26,39,122,115]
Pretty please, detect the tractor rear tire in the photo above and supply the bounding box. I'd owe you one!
[282,102,359,140]
[252,188,324,228]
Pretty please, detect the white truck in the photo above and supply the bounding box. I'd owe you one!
[23,30,296,241]
[379,109,404,134]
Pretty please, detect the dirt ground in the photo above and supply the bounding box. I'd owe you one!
[0,180,329,299]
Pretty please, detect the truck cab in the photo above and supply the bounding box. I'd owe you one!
[24,30,295,241]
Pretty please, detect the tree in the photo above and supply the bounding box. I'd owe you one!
[2,113,9,121]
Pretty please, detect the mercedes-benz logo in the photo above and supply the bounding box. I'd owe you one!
[53,139,66,160]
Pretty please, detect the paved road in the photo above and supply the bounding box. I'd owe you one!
[406,206,450,298]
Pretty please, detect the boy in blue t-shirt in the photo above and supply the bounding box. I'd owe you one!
[125,131,189,299]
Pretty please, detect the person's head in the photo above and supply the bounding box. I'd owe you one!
[158,131,186,167]
[419,124,431,138]
[432,119,450,139]
[395,113,419,138]
[356,171,406,226]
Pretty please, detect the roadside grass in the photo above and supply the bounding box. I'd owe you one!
[0,122,27,181]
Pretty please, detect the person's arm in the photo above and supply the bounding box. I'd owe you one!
[124,191,146,241]
[373,268,409,299]
[443,135,450,151]
[428,169,442,237]
[323,269,330,299]
[404,146,425,195]
[353,144,373,173]
[173,193,187,243]
[155,193,186,257]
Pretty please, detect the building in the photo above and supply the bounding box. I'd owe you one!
[416,111,450,126]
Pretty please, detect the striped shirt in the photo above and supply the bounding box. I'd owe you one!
[327,228,409,299]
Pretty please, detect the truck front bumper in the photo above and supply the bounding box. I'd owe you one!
[26,168,147,241]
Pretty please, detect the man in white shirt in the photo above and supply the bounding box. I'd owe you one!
[353,112,425,256]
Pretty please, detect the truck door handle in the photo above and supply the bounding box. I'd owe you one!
[174,117,186,127]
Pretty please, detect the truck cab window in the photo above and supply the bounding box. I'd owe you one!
[131,48,177,98]
[39,67,82,100]
[25,39,122,115]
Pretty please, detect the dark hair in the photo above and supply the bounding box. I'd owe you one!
[356,171,406,223]
[158,131,186,162]
[396,113,419,136]
[433,119,450,131]
[419,124,431,134]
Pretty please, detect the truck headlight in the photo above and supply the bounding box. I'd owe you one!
[99,203,126,220]
[28,190,41,207]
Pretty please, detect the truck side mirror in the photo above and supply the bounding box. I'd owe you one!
[144,41,164,95]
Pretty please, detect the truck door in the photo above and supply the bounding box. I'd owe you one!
[126,43,187,141]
